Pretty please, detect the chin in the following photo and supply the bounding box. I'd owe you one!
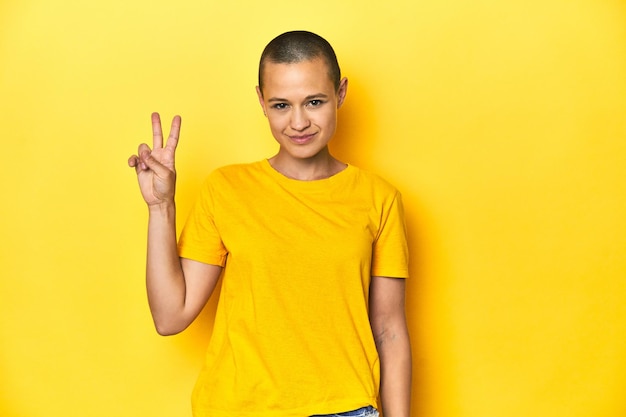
[289,147,329,161]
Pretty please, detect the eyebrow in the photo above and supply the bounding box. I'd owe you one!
[267,93,330,103]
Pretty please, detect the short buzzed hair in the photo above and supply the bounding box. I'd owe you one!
[258,31,341,94]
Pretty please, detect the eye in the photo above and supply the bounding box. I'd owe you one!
[307,99,324,107]
[271,102,288,110]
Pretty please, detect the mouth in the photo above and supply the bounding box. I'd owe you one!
[288,133,317,144]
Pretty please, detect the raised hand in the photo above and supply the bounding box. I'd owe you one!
[128,112,181,207]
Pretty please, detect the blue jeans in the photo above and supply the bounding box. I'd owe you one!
[310,405,379,417]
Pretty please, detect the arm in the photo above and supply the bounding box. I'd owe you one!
[146,203,221,335]
[369,276,412,417]
[129,113,221,335]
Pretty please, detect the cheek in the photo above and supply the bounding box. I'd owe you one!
[266,115,285,134]
[319,110,337,129]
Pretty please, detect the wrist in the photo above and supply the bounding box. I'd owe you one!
[148,199,176,217]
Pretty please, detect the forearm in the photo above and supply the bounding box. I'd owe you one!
[376,322,412,417]
[146,201,187,335]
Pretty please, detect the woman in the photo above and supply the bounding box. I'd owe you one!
[128,31,411,417]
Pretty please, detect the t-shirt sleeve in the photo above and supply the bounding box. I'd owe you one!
[178,176,229,267]
[371,190,409,278]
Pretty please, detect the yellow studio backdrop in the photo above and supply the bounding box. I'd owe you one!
[1,0,625,416]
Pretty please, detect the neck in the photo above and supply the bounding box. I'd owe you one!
[269,151,346,181]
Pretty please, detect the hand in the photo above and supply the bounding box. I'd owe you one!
[128,112,181,207]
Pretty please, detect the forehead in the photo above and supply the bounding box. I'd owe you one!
[260,58,334,96]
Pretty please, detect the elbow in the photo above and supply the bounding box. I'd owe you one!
[155,326,180,337]
[148,304,194,335]
[371,319,411,353]
[153,319,186,336]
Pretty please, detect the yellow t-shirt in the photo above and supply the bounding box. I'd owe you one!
[178,160,409,417]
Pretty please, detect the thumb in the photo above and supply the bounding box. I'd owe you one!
[138,147,172,178]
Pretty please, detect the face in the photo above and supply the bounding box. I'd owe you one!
[256,58,348,164]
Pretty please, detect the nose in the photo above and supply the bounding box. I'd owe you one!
[290,107,311,131]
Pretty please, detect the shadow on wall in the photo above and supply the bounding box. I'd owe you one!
[169,278,223,364]
[330,80,377,170]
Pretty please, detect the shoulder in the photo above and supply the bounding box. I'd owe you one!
[204,160,266,186]
[349,165,401,198]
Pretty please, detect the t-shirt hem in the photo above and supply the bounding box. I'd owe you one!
[192,397,379,417]
[371,268,410,279]
[178,247,227,267]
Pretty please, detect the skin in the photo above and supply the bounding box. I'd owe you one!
[369,276,412,417]
[256,57,348,180]
[128,58,411,417]
[128,113,222,335]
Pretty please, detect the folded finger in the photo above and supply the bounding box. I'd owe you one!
[128,155,139,168]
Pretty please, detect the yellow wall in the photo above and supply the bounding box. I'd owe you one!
[1,0,625,416]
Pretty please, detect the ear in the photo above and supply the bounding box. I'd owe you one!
[336,77,348,108]
[256,86,267,117]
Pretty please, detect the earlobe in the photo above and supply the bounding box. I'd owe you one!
[337,77,348,108]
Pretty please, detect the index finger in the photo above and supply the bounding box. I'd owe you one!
[151,112,163,149]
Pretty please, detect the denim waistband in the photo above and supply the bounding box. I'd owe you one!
[310,405,379,417]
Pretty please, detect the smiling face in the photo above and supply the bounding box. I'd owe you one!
[256,57,348,171]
